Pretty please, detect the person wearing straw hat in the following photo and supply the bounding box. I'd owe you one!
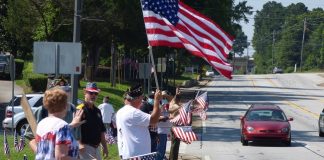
[76,82,108,160]
[116,84,163,159]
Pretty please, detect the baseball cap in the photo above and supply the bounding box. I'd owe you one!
[84,82,100,93]
[124,84,143,99]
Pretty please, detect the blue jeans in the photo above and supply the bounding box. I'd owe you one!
[156,134,167,160]
[150,132,158,152]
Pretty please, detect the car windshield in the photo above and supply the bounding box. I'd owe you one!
[8,96,32,106]
[247,109,286,121]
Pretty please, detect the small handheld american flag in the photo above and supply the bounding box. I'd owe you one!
[172,126,198,144]
[4,130,10,156]
[126,152,158,160]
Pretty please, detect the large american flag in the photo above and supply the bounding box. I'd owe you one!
[141,0,234,79]
[172,126,198,144]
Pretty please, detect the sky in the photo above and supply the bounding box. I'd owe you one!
[235,0,324,55]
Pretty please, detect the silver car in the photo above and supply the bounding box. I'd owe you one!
[2,94,43,135]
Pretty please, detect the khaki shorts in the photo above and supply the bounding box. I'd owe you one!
[79,144,102,160]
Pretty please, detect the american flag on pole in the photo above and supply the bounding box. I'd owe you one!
[14,130,19,151]
[126,152,158,160]
[179,100,192,126]
[172,126,198,144]
[195,92,208,111]
[169,113,183,126]
[141,0,234,79]
[3,130,10,156]
[18,131,26,151]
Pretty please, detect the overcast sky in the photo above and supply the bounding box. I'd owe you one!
[235,0,324,55]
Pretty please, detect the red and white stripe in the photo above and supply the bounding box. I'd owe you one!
[172,126,198,144]
[142,1,234,79]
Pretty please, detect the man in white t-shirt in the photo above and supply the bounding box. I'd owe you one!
[98,96,115,130]
[116,84,162,159]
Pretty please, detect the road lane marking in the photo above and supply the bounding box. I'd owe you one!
[285,101,319,119]
[266,76,320,119]
[204,155,211,160]
[247,75,256,88]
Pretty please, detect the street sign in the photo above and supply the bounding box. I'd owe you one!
[139,63,152,79]
[33,42,82,74]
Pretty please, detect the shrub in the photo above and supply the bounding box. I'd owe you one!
[15,59,24,79]
[28,74,47,92]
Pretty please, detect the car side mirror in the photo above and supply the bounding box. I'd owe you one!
[240,116,244,120]
[288,117,293,121]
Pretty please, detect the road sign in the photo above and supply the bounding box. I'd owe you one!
[33,42,82,74]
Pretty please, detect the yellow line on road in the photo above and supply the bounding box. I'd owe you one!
[247,75,256,88]
[267,76,320,119]
[285,101,320,119]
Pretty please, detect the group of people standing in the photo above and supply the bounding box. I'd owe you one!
[26,82,114,160]
[117,84,182,160]
[26,80,182,160]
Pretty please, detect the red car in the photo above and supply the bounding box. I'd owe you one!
[240,104,293,146]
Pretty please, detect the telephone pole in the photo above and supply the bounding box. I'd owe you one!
[71,0,81,105]
[272,30,275,68]
[300,18,306,72]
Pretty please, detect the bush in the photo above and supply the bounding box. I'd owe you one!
[28,74,47,92]
[15,59,24,79]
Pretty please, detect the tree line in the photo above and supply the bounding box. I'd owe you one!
[0,0,252,81]
[252,1,324,74]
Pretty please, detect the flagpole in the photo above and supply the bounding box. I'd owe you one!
[148,46,160,90]
[194,90,204,149]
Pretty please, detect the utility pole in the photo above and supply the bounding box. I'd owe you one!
[71,0,81,105]
[272,30,275,68]
[300,18,306,72]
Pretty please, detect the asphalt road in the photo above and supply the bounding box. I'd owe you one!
[0,80,23,130]
[169,73,324,160]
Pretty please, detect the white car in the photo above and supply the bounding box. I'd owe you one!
[205,70,215,77]
[2,94,44,135]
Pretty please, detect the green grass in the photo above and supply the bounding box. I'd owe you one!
[0,134,120,160]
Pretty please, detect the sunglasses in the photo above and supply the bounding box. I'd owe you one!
[87,91,98,96]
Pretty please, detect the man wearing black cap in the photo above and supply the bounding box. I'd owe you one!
[76,82,108,160]
[116,84,162,159]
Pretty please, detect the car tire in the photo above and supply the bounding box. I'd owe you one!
[241,135,248,146]
[284,135,291,146]
[16,119,28,135]
[319,130,324,137]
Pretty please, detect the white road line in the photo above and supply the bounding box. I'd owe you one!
[203,121,206,133]
[204,155,211,160]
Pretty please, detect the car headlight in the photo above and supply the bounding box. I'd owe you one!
[247,126,254,133]
[281,127,289,133]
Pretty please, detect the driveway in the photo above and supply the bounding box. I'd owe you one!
[0,80,23,103]
[0,80,23,129]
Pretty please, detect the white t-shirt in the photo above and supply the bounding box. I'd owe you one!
[98,102,115,123]
[116,105,151,159]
